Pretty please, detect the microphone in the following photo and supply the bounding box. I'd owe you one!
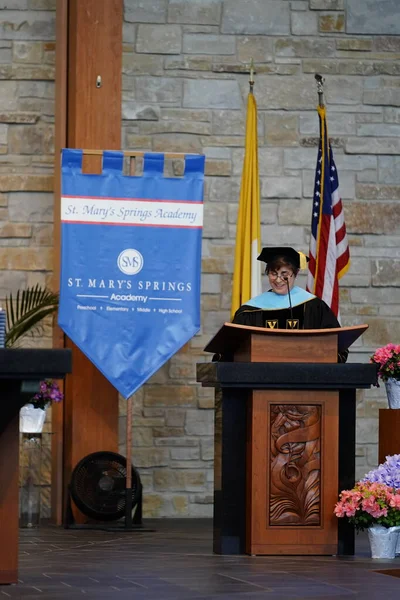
[284,277,294,321]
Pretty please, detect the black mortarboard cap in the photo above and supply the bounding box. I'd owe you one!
[257,247,309,270]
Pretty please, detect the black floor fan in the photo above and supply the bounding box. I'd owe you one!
[65,396,151,531]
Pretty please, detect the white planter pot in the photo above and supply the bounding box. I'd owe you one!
[19,404,46,434]
[368,524,400,559]
[385,378,400,409]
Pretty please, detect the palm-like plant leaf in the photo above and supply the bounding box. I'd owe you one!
[5,284,59,347]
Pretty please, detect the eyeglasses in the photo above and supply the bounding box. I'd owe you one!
[268,271,294,281]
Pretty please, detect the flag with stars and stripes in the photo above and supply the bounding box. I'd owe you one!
[306,105,350,318]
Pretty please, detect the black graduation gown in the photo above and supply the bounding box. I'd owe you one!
[233,296,340,330]
[215,296,348,363]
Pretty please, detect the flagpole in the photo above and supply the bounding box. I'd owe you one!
[249,57,255,93]
[308,74,350,317]
[314,73,325,107]
[230,58,261,319]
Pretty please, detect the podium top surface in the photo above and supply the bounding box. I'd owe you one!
[204,322,368,354]
[0,348,72,378]
[197,361,378,390]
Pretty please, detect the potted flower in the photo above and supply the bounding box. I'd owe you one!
[20,379,63,434]
[363,455,400,556]
[19,379,63,527]
[363,454,400,489]
[370,344,400,408]
[334,480,400,559]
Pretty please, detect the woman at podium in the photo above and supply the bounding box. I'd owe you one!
[232,247,348,362]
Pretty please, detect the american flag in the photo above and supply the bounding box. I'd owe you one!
[306,106,350,317]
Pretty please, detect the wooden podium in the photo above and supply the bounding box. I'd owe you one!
[197,323,377,556]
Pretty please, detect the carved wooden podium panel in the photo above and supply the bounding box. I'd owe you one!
[247,390,338,555]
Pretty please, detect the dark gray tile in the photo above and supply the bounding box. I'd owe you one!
[7,522,400,600]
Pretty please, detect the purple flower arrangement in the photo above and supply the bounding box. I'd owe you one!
[31,378,63,411]
[363,454,400,490]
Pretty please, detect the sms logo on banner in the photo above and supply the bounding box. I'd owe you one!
[58,150,205,398]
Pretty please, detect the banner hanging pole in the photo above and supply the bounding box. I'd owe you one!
[80,149,200,159]
[125,395,133,528]
[59,148,205,530]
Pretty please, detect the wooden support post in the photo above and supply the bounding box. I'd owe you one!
[52,0,122,524]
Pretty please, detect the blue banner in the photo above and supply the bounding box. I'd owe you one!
[58,150,205,398]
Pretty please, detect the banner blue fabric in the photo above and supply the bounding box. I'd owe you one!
[59,150,205,398]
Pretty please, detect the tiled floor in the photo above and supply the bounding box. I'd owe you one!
[3,520,399,599]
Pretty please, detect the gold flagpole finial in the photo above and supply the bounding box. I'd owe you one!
[315,73,325,107]
[249,58,255,92]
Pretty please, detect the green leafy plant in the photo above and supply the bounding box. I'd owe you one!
[5,284,59,347]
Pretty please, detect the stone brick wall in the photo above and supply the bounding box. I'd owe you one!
[3,0,399,519]
[0,1,56,518]
[0,2,55,303]
[121,0,400,516]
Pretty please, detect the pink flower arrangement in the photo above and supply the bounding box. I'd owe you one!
[370,343,400,382]
[334,480,400,531]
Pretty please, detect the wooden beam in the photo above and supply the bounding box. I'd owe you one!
[53,0,122,524]
[52,0,68,526]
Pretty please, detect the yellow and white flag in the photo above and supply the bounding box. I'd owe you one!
[230,91,261,320]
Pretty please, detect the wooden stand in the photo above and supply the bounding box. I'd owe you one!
[379,409,400,463]
[0,349,71,584]
[197,323,377,556]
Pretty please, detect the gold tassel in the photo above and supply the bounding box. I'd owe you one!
[298,251,308,270]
